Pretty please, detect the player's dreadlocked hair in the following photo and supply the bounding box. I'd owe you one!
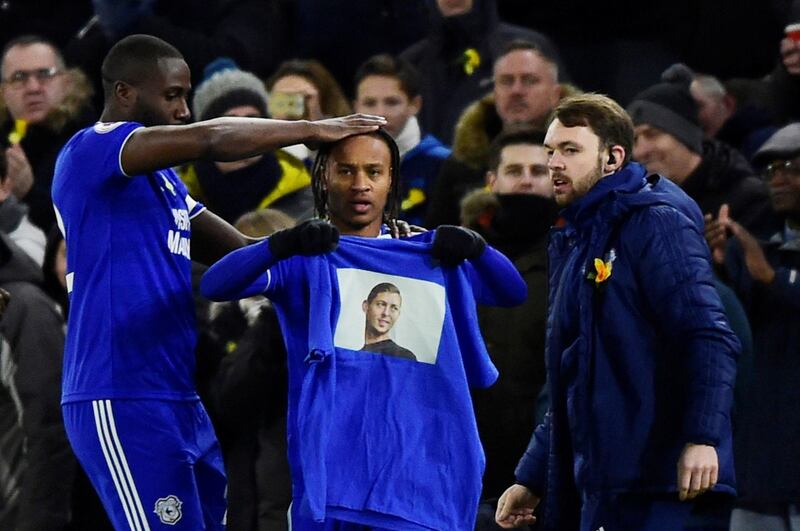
[311,129,403,235]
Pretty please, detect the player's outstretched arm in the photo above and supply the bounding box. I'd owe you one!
[121,114,386,176]
[201,220,339,301]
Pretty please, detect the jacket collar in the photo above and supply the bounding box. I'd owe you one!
[561,162,649,231]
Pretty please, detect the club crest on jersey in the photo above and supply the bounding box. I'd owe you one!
[154,495,182,525]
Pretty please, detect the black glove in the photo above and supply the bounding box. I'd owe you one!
[431,225,486,267]
[268,219,339,260]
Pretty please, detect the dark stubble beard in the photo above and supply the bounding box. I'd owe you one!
[577,154,606,196]
[555,153,606,206]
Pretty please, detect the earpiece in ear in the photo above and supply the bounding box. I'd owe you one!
[608,153,616,165]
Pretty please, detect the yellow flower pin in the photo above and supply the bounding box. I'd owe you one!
[593,258,613,284]
[463,48,481,75]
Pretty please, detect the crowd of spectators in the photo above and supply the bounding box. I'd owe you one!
[1,0,800,528]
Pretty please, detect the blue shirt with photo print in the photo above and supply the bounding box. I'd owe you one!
[201,232,526,530]
[52,121,206,404]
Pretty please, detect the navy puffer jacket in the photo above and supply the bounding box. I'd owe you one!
[515,163,740,529]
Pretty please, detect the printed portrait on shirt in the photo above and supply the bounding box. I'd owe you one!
[334,269,445,363]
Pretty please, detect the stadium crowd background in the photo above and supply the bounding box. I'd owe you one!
[1,0,799,529]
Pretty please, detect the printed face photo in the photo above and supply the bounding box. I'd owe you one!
[335,269,445,364]
[360,283,416,360]
[363,284,402,340]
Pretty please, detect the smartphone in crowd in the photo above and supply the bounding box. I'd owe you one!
[268,92,306,120]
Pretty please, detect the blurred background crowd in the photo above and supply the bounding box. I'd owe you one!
[1,0,800,529]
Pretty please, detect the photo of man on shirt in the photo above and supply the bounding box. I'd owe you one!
[360,282,416,360]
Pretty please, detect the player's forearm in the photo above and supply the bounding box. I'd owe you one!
[200,238,276,301]
[122,118,317,176]
[198,117,317,161]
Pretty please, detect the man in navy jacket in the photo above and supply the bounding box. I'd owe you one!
[496,93,740,530]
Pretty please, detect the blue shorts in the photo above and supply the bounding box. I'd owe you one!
[63,399,226,530]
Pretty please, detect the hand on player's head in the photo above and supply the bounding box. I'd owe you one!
[311,114,387,144]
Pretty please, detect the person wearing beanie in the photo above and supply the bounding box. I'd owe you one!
[192,63,269,123]
[179,63,315,223]
[629,64,777,237]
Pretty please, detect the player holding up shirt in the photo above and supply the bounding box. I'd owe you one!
[201,129,527,530]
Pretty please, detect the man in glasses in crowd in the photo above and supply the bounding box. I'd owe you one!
[706,123,800,530]
[0,35,95,232]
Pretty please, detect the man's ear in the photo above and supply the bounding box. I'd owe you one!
[114,81,136,109]
[604,145,626,175]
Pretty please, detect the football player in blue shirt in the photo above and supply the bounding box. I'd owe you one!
[52,34,384,531]
[201,129,527,530]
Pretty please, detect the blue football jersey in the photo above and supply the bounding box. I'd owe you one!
[52,122,205,403]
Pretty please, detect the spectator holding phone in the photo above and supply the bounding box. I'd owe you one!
[266,60,352,167]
